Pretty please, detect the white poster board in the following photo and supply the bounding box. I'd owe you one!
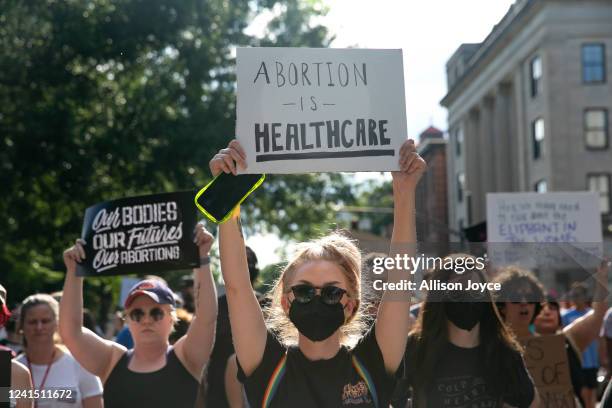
[236,47,407,174]
[486,192,603,268]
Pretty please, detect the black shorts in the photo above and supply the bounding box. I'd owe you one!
[582,368,598,389]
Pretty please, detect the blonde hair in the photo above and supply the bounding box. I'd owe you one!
[19,294,60,347]
[265,231,367,346]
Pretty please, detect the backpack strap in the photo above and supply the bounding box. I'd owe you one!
[262,352,288,408]
[351,355,379,408]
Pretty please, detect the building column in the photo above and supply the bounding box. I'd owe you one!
[464,107,482,224]
[513,69,528,191]
[494,82,514,192]
[480,96,496,196]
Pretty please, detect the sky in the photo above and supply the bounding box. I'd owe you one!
[245,0,517,267]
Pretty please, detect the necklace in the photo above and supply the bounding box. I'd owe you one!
[26,348,56,408]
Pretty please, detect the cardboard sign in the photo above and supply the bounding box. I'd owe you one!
[77,192,199,277]
[236,47,407,173]
[521,335,575,408]
[486,192,603,268]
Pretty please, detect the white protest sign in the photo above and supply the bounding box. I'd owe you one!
[487,192,603,268]
[236,47,407,174]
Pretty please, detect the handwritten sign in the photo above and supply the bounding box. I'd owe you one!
[521,335,575,408]
[236,47,407,173]
[77,192,199,277]
[487,192,602,268]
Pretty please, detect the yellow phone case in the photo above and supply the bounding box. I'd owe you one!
[194,173,266,224]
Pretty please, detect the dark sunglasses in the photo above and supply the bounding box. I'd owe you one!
[128,307,165,323]
[290,284,347,305]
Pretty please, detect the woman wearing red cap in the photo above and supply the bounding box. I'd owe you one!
[59,223,217,408]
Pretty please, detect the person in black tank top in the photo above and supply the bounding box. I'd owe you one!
[59,224,218,408]
[104,348,198,407]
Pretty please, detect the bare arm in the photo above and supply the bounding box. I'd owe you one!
[564,260,610,352]
[211,140,267,376]
[225,354,246,408]
[12,360,33,408]
[174,224,218,379]
[375,139,426,374]
[59,240,126,382]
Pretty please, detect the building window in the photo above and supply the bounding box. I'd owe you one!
[455,127,463,156]
[534,179,547,193]
[530,56,542,97]
[532,118,545,159]
[457,172,465,203]
[582,44,606,84]
[587,174,611,213]
[584,109,609,149]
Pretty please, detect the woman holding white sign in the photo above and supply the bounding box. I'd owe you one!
[212,138,425,407]
[58,223,217,408]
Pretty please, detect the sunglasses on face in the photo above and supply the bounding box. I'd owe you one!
[128,307,165,323]
[290,284,347,305]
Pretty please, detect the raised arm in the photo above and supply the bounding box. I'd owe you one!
[212,140,267,376]
[564,260,610,352]
[59,240,126,382]
[174,224,218,379]
[375,139,426,374]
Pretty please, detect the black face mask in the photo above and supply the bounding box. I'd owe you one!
[289,296,345,342]
[445,302,485,331]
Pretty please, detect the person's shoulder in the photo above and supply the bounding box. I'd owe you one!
[11,359,29,376]
[11,360,32,388]
[561,308,578,320]
[59,349,98,376]
[14,352,26,365]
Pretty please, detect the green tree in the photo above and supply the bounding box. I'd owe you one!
[0,0,353,313]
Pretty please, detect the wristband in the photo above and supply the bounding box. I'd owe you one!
[199,256,211,266]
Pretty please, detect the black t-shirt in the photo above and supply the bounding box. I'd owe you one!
[394,341,535,408]
[236,327,394,407]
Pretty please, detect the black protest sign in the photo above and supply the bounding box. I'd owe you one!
[521,335,576,408]
[76,191,199,277]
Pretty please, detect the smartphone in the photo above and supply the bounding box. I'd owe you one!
[195,172,265,223]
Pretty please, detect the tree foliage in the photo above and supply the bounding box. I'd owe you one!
[0,0,354,311]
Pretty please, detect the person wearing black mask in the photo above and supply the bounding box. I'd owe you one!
[212,138,426,407]
[393,254,539,407]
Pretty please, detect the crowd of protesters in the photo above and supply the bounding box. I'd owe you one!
[2,139,612,407]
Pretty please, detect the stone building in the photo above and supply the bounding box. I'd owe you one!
[441,0,612,240]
